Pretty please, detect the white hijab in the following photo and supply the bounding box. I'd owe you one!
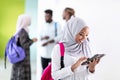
[16,14,31,34]
[61,16,91,57]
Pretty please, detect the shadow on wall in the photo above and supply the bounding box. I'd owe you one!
[0,0,25,58]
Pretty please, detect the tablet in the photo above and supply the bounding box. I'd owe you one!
[81,54,105,65]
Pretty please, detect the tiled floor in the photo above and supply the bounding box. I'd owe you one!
[0,59,36,80]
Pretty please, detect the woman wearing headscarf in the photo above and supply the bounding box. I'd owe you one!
[11,14,37,80]
[51,16,99,80]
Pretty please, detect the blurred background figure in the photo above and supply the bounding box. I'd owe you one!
[11,14,37,80]
[39,9,61,71]
[61,7,75,39]
[0,1,38,80]
[62,7,75,22]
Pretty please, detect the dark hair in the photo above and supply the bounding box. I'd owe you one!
[64,7,75,17]
[44,9,53,16]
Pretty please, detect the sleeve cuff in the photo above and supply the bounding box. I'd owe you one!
[60,66,74,77]
[68,66,74,74]
[87,67,94,75]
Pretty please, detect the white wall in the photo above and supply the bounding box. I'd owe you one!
[37,0,120,80]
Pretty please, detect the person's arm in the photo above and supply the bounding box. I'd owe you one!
[73,58,99,77]
[51,45,74,79]
[19,29,36,48]
[88,58,100,73]
[39,24,51,46]
[46,23,62,44]
[72,65,93,77]
[42,39,53,46]
[51,45,88,79]
[39,24,49,41]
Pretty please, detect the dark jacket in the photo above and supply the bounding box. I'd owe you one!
[11,29,33,80]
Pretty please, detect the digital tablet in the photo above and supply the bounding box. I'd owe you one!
[81,54,105,65]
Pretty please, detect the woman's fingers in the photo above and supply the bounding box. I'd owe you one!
[80,57,87,61]
[77,57,87,65]
[71,57,87,71]
[94,58,99,64]
[79,57,87,63]
[96,58,100,63]
[88,58,100,73]
[89,58,99,66]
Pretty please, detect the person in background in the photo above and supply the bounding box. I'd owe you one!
[62,7,75,22]
[11,14,37,80]
[61,7,75,40]
[39,9,61,71]
[62,7,90,42]
[51,16,100,80]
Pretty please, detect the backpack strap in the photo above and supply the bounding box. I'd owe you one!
[59,43,65,69]
[54,22,57,37]
[4,51,7,69]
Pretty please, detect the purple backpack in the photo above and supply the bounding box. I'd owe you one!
[41,43,65,80]
[4,30,25,68]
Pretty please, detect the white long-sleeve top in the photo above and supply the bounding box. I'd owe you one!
[39,21,62,58]
[51,44,93,80]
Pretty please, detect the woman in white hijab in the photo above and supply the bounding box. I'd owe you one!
[51,16,99,80]
[11,14,37,80]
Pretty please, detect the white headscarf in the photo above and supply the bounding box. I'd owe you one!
[16,14,31,34]
[61,16,91,57]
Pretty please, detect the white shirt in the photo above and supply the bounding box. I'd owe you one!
[39,21,61,58]
[51,44,93,80]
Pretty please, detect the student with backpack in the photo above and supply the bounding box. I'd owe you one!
[51,16,100,80]
[9,14,37,80]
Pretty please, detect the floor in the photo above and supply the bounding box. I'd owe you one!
[0,59,36,80]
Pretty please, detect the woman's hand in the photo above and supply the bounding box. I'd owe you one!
[32,38,38,42]
[71,57,87,72]
[88,58,99,73]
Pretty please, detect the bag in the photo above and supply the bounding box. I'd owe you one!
[4,29,25,68]
[41,43,65,80]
